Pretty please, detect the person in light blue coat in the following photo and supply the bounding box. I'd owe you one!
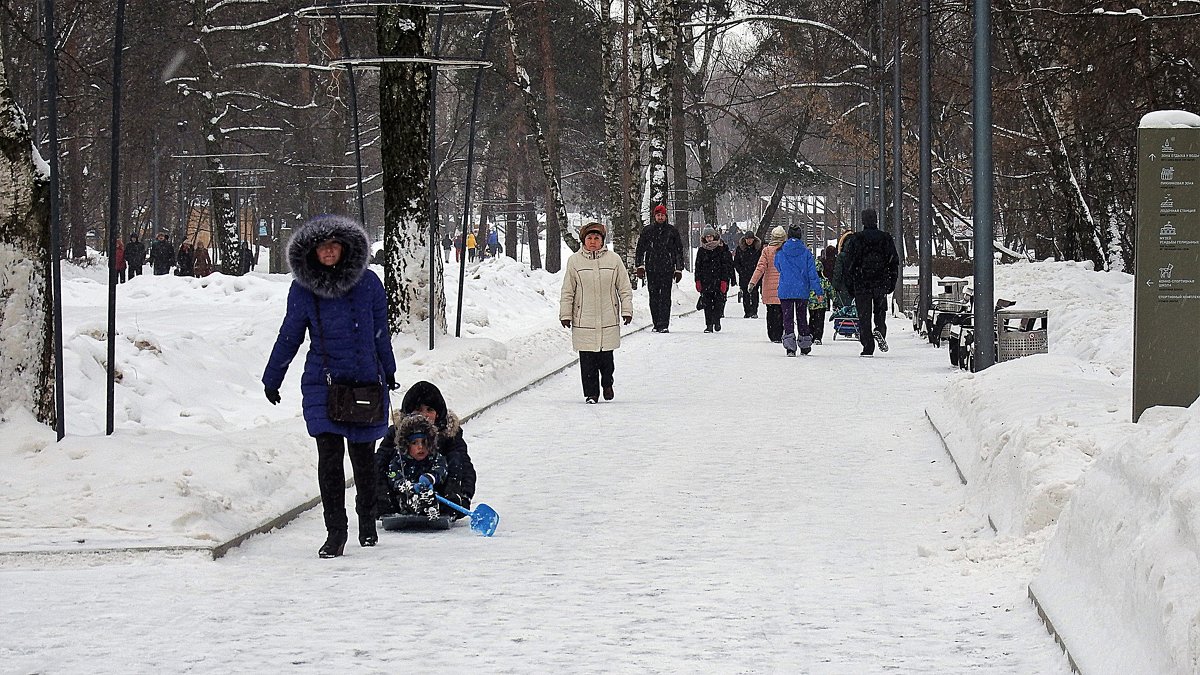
[262,214,397,558]
[773,225,825,356]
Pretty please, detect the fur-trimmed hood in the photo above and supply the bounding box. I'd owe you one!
[288,214,371,298]
[394,412,439,448]
[391,407,461,439]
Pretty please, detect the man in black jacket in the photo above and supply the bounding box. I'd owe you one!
[149,231,174,275]
[841,209,900,356]
[634,204,684,332]
[125,233,146,278]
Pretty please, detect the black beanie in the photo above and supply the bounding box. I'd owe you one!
[862,209,878,229]
[401,381,448,428]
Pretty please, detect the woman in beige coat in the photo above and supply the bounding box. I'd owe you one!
[748,225,786,343]
[560,222,633,404]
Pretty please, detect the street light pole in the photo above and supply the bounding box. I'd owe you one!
[45,0,65,440]
[918,0,933,321]
[972,0,995,370]
[105,0,126,435]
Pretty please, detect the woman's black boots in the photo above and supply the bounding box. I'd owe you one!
[318,529,347,558]
[359,519,378,547]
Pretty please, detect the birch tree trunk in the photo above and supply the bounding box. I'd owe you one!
[624,2,647,252]
[645,0,678,211]
[378,7,445,335]
[600,0,635,267]
[0,52,55,425]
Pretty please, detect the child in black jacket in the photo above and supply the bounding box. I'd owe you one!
[383,413,449,520]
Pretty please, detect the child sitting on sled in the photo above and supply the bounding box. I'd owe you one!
[384,413,449,520]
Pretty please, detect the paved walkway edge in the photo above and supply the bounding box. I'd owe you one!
[1028,585,1084,675]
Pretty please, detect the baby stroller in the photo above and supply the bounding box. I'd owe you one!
[830,304,860,340]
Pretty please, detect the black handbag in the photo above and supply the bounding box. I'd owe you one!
[326,378,387,425]
[314,298,387,426]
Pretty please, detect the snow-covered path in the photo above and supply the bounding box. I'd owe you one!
[3,315,1070,673]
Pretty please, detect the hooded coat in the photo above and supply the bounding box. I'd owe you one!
[733,233,763,284]
[749,230,785,305]
[774,238,824,300]
[633,220,685,278]
[262,215,396,442]
[560,248,633,352]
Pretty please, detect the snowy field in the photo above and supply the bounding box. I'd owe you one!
[0,252,1194,672]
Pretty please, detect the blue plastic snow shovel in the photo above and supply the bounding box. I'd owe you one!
[434,494,499,537]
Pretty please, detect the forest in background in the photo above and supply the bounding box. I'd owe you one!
[3,0,1198,276]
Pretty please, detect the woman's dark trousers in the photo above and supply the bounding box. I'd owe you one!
[315,433,376,534]
[765,304,784,342]
[578,350,615,399]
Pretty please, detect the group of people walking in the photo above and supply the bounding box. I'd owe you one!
[557,206,902,403]
[114,231,254,281]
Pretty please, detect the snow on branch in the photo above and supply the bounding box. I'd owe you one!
[747,80,872,102]
[690,15,870,59]
[202,12,292,34]
[220,126,285,134]
[223,61,336,72]
[215,89,322,110]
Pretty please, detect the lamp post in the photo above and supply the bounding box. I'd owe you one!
[918,0,933,321]
[105,0,127,435]
[972,0,995,370]
[45,0,65,440]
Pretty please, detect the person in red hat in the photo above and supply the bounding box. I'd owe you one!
[634,204,684,332]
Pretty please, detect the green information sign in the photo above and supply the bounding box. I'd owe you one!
[1134,116,1200,422]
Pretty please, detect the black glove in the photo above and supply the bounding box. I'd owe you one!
[265,387,281,405]
[561,318,572,328]
[386,374,399,391]
[622,315,632,325]
[673,270,682,283]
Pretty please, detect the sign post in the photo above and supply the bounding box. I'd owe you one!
[1134,111,1200,422]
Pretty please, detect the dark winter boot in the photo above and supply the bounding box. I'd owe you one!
[358,519,377,548]
[318,529,347,558]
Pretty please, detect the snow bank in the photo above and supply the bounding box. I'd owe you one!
[1032,401,1200,675]
[928,259,1200,670]
[0,252,684,554]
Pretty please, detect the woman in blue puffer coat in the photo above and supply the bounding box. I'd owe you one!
[262,214,397,558]
[773,225,825,357]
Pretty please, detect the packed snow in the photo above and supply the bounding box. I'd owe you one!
[0,249,1195,672]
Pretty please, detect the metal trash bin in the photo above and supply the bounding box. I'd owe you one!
[995,308,1048,362]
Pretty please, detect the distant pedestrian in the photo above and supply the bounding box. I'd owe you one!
[149,231,173,275]
[694,226,735,333]
[733,230,763,318]
[454,233,464,262]
[240,240,254,275]
[634,204,685,333]
[748,226,786,343]
[841,209,900,356]
[193,245,213,278]
[774,225,824,356]
[720,225,740,253]
[442,233,452,263]
[466,232,477,262]
[125,233,146,279]
[560,222,633,404]
[809,246,837,344]
[176,241,196,277]
[487,228,500,258]
[114,239,127,283]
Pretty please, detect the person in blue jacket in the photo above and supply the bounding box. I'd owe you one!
[262,214,398,559]
[386,413,450,521]
[773,225,825,357]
